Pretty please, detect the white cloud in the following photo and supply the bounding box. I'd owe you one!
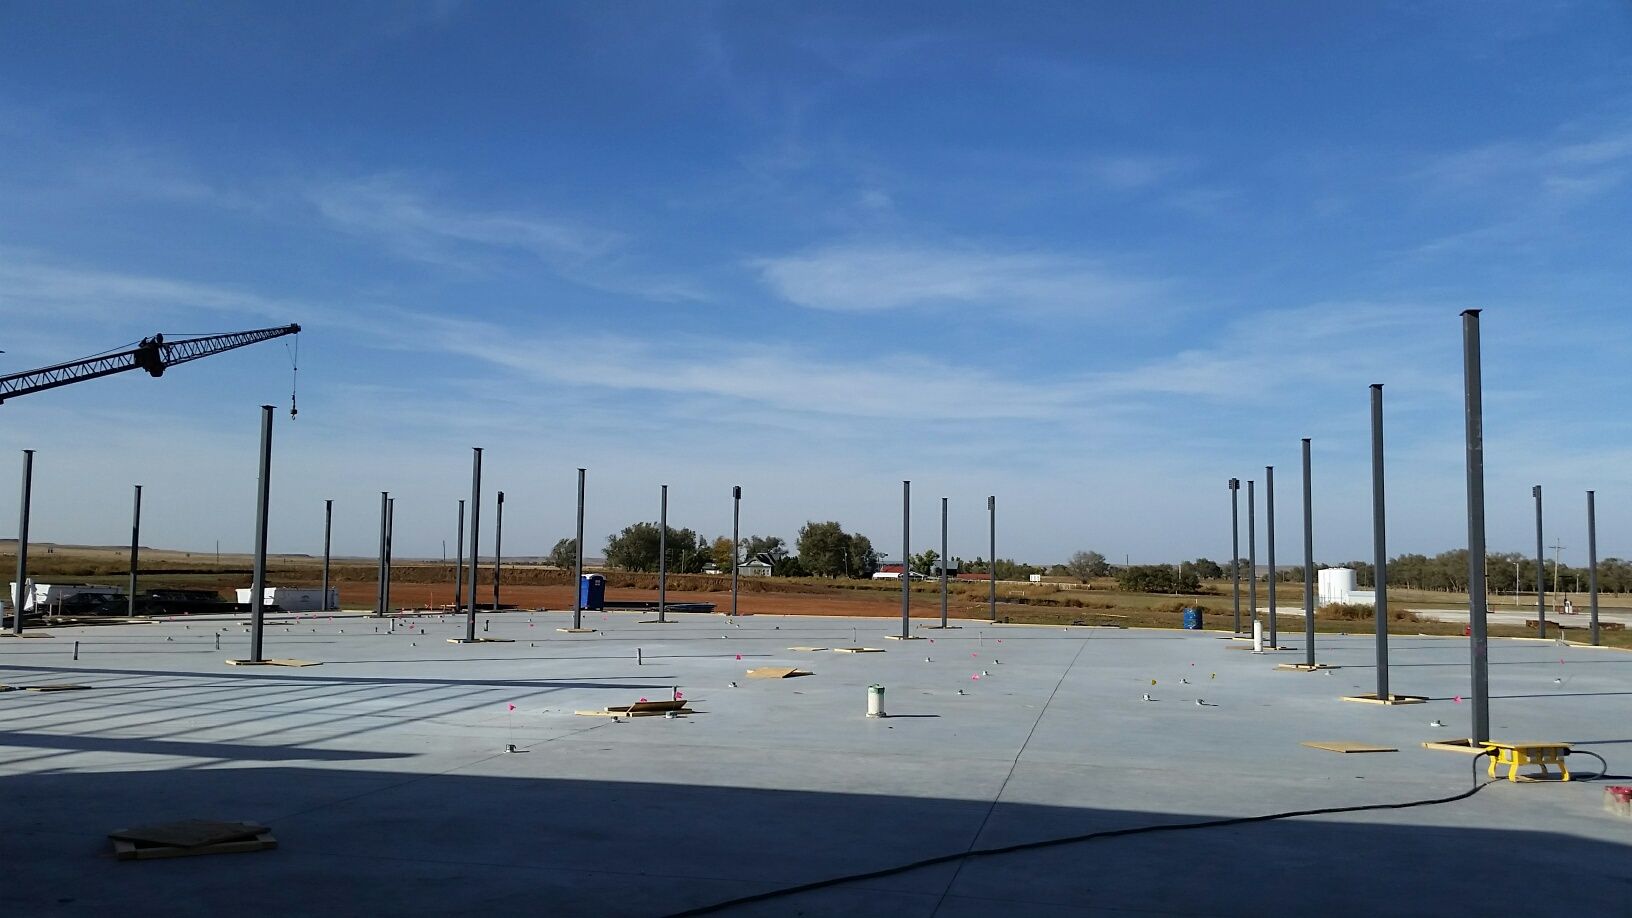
[754,243,1163,315]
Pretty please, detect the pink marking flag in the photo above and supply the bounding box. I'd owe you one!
[674,689,684,700]
[735,654,742,660]
[507,703,516,711]
[639,697,649,703]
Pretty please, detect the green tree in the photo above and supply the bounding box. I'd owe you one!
[1063,550,1109,581]
[796,521,849,577]
[605,523,704,572]
[848,533,880,578]
[909,548,940,578]
[548,537,578,571]
[742,535,788,564]
[1192,557,1224,580]
[710,536,737,570]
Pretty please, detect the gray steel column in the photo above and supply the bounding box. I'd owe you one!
[1370,384,1389,700]
[1266,465,1277,647]
[465,448,482,641]
[1229,479,1241,634]
[940,496,949,629]
[658,485,668,624]
[493,491,504,611]
[1588,490,1600,646]
[321,499,332,611]
[987,496,996,622]
[11,450,34,635]
[248,405,274,664]
[454,499,465,612]
[730,485,741,618]
[1247,480,1257,628]
[572,467,585,628]
[384,497,394,615]
[1302,440,1315,667]
[1462,309,1491,742]
[1533,485,1546,639]
[900,480,911,639]
[128,484,142,618]
[375,491,388,617]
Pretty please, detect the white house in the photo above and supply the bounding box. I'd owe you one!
[736,560,772,578]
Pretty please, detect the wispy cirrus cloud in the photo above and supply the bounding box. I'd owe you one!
[306,176,709,301]
[753,242,1165,315]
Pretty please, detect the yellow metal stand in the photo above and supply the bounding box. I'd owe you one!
[1480,741,1571,782]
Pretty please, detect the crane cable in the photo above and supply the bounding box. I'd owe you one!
[285,333,299,419]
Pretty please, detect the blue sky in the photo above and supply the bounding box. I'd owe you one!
[2,2,1630,567]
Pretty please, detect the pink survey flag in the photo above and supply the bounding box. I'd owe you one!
[507,703,516,711]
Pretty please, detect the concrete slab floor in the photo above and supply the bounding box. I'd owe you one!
[2,610,1629,917]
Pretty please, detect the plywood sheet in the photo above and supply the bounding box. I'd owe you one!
[1302,741,1398,754]
[746,667,811,679]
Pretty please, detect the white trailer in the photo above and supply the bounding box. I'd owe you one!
[234,587,338,611]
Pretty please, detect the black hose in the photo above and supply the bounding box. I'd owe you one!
[664,763,1494,918]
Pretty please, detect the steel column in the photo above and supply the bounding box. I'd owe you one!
[730,485,741,618]
[375,491,388,617]
[572,468,585,629]
[900,480,911,639]
[1461,309,1491,742]
[940,496,949,629]
[658,485,668,624]
[1534,485,1546,639]
[465,448,482,642]
[454,499,465,612]
[128,485,142,618]
[248,406,274,663]
[987,496,996,622]
[1247,480,1257,629]
[1588,490,1600,646]
[1266,465,1277,647]
[11,450,34,634]
[1370,384,1389,700]
[1302,440,1315,667]
[384,497,394,615]
[493,491,504,611]
[321,499,332,611]
[1230,478,1241,634]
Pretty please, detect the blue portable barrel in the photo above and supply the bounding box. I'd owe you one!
[1182,607,1203,630]
[579,574,606,610]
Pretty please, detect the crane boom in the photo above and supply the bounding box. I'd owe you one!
[0,324,301,404]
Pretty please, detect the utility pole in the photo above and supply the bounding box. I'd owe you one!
[1550,539,1565,610]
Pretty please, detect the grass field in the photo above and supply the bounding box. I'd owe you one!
[4,541,1627,648]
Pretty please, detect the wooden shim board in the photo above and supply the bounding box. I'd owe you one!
[1341,693,1428,705]
[883,634,925,640]
[1421,738,1486,755]
[607,700,688,714]
[1276,663,1338,671]
[265,659,319,667]
[446,638,514,644]
[1302,741,1398,754]
[574,707,692,718]
[746,667,811,679]
[111,819,267,848]
[833,647,885,653]
[556,628,597,633]
[113,831,276,861]
[786,646,828,652]
[8,684,91,692]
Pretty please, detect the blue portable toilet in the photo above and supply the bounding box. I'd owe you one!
[1182,607,1203,630]
[579,574,606,611]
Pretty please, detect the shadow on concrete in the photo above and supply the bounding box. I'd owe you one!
[0,730,407,762]
[0,663,666,692]
[2,765,1628,917]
